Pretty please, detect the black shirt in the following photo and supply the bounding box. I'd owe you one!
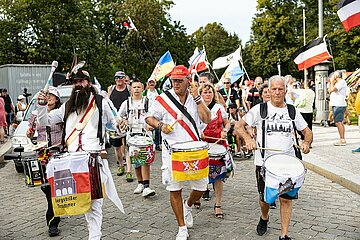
[218,88,239,106]
[1,95,13,113]
[109,86,130,110]
[247,87,261,108]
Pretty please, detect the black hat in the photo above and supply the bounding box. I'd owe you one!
[69,69,94,84]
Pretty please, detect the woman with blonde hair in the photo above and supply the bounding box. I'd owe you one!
[196,83,232,218]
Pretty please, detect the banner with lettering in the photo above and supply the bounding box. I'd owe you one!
[46,153,91,216]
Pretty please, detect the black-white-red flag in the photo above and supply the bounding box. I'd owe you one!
[291,37,332,71]
[123,16,138,32]
[337,0,360,32]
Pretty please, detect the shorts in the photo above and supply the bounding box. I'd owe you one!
[332,106,346,123]
[255,166,298,202]
[166,177,208,192]
[109,136,124,148]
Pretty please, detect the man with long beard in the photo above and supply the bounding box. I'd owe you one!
[37,68,125,239]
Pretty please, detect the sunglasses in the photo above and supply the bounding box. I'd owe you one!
[115,76,125,80]
[223,82,231,84]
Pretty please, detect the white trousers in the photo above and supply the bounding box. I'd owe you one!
[85,199,103,240]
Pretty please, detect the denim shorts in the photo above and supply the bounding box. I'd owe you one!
[332,106,346,123]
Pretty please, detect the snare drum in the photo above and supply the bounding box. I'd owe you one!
[106,123,125,139]
[171,141,209,181]
[208,144,227,183]
[22,153,47,187]
[127,135,155,166]
[262,154,306,204]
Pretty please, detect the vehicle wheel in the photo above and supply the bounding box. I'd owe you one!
[15,164,24,173]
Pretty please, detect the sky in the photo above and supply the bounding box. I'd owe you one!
[169,0,258,44]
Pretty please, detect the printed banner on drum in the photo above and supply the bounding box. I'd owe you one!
[46,153,92,216]
[264,175,304,204]
[171,149,209,181]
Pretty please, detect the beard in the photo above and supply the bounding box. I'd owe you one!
[66,86,91,117]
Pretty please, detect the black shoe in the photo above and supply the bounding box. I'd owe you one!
[48,226,60,237]
[279,235,291,240]
[202,189,210,201]
[256,217,268,236]
[155,145,162,151]
[270,202,276,209]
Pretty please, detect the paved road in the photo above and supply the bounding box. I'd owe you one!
[0,148,359,240]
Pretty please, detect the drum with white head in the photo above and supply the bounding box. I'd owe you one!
[262,154,306,204]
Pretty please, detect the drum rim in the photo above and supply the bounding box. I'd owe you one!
[263,153,306,177]
[171,141,209,152]
[208,144,227,156]
[127,135,153,147]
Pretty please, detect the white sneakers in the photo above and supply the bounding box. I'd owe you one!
[133,184,144,194]
[134,184,156,197]
[176,227,189,240]
[183,200,193,228]
[142,187,156,197]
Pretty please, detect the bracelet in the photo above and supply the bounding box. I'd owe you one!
[194,96,203,105]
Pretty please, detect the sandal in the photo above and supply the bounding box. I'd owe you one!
[194,201,201,209]
[214,205,224,219]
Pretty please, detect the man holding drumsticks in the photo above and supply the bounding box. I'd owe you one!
[235,75,313,240]
[145,65,211,240]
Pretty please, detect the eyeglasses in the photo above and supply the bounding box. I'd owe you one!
[171,79,185,83]
[223,82,231,84]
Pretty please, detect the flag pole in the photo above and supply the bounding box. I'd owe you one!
[303,9,308,85]
[238,46,250,80]
[204,51,221,82]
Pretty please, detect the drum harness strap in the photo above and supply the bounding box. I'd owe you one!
[157,91,200,141]
[62,94,104,151]
[260,102,302,160]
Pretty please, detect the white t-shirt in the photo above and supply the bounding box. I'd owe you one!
[243,102,308,166]
[293,89,315,113]
[145,89,159,107]
[329,79,347,107]
[118,97,147,131]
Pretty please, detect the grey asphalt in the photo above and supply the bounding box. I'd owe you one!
[0,124,359,240]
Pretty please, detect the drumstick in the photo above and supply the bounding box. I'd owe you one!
[255,147,285,152]
[208,138,224,150]
[167,114,183,132]
[202,135,226,141]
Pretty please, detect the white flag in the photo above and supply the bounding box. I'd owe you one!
[212,47,241,70]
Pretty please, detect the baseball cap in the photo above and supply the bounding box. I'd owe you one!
[248,80,255,86]
[170,65,190,80]
[17,95,26,100]
[48,86,60,99]
[114,71,126,78]
[147,78,155,83]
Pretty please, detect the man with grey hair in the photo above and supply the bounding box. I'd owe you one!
[235,75,313,240]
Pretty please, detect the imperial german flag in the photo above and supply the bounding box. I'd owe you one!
[337,0,360,32]
[172,149,209,181]
[291,37,332,71]
[46,153,92,216]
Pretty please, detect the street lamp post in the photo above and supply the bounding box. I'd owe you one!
[314,0,330,125]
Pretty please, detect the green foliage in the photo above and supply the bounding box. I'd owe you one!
[245,0,360,80]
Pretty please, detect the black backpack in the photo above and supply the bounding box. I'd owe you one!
[259,102,302,160]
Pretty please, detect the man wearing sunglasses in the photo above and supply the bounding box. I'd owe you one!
[218,78,240,108]
[108,71,132,180]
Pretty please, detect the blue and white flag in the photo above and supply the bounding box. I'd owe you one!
[221,59,244,84]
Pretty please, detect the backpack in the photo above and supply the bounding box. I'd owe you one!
[125,96,149,118]
[259,102,302,160]
[62,94,104,147]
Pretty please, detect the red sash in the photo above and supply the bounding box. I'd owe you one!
[156,95,198,141]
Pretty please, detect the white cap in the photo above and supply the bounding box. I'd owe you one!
[48,86,60,99]
[147,78,156,83]
[17,95,26,100]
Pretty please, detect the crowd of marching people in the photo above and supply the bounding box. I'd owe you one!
[6,60,359,240]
